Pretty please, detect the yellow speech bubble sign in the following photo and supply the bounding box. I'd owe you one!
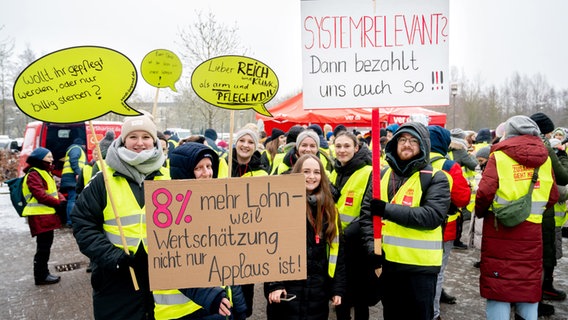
[13,46,140,124]
[140,49,182,92]
[191,55,278,117]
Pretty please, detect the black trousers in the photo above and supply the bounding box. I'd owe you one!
[34,230,54,280]
[381,271,437,320]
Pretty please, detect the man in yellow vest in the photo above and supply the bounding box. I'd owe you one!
[362,122,451,320]
[61,137,86,227]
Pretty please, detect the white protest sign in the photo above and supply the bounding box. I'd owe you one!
[301,0,449,109]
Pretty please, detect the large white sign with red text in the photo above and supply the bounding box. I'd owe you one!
[301,0,449,109]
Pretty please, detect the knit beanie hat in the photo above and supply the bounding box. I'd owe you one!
[333,124,347,137]
[286,125,305,144]
[296,130,320,149]
[530,112,554,135]
[270,128,285,141]
[386,123,399,133]
[495,122,506,138]
[99,130,115,158]
[121,113,158,142]
[550,138,562,149]
[29,147,50,161]
[504,115,540,139]
[235,128,259,148]
[475,146,491,160]
[450,128,466,139]
[204,128,218,141]
[307,124,323,136]
[170,142,219,179]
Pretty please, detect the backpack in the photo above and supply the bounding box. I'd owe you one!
[6,176,27,217]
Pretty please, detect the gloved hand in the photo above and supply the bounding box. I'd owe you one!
[117,252,135,269]
[370,199,386,217]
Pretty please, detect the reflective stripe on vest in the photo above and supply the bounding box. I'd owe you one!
[329,165,372,230]
[153,289,202,320]
[430,153,458,240]
[22,168,59,216]
[328,215,340,277]
[554,201,567,227]
[62,145,86,175]
[102,166,169,253]
[380,168,443,267]
[492,151,553,224]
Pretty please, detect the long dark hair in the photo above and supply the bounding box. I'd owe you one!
[292,154,339,245]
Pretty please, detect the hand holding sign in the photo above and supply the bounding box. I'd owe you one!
[191,55,278,117]
[13,46,140,123]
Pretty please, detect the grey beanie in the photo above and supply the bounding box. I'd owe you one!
[475,146,491,160]
[504,115,540,139]
[235,128,259,148]
[450,128,466,139]
[99,130,115,159]
[296,130,320,149]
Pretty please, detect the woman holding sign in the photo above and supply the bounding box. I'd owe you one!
[222,127,269,317]
[71,113,169,320]
[153,142,247,320]
[264,154,346,320]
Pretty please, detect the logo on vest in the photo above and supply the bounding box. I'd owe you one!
[345,191,354,207]
[402,189,414,206]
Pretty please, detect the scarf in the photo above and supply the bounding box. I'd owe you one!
[105,139,165,186]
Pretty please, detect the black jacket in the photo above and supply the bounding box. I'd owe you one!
[360,122,451,274]
[263,200,346,320]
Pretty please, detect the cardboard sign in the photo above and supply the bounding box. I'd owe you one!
[145,175,307,290]
[191,55,278,116]
[141,49,182,92]
[13,46,140,123]
[301,0,450,109]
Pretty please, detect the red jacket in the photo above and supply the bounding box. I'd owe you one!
[24,165,65,236]
[475,134,558,302]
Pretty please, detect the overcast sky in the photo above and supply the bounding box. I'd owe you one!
[2,0,566,101]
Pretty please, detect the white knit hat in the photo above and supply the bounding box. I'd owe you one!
[296,130,320,149]
[121,113,158,142]
[235,128,259,148]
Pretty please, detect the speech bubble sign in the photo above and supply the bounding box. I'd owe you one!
[140,49,182,92]
[13,46,140,124]
[191,55,278,117]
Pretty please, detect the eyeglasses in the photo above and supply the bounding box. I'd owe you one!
[397,137,419,146]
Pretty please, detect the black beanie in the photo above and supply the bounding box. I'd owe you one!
[286,125,305,144]
[270,128,285,141]
[530,112,554,135]
[333,124,347,137]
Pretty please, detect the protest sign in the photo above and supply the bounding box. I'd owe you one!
[301,0,450,109]
[191,55,278,117]
[13,46,140,123]
[145,174,307,290]
[141,49,182,92]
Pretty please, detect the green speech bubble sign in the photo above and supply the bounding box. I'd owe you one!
[191,55,278,117]
[141,49,182,92]
[13,46,140,124]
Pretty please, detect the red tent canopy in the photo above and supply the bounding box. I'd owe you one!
[257,92,447,134]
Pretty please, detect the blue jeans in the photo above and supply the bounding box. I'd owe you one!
[433,240,454,318]
[486,300,537,320]
[65,188,76,225]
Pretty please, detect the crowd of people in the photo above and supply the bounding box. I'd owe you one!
[18,110,568,320]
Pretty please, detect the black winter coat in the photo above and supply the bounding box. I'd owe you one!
[263,202,346,320]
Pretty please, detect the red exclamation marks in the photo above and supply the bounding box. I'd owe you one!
[431,71,444,90]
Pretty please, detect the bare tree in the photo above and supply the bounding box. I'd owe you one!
[173,10,250,133]
[0,26,14,135]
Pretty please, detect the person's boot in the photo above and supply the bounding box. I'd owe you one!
[543,266,566,301]
[538,301,555,317]
[542,283,567,301]
[440,289,456,304]
[452,240,468,250]
[35,274,60,285]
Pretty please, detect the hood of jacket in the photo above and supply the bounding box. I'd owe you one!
[385,122,430,177]
[491,135,548,168]
[428,125,451,156]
